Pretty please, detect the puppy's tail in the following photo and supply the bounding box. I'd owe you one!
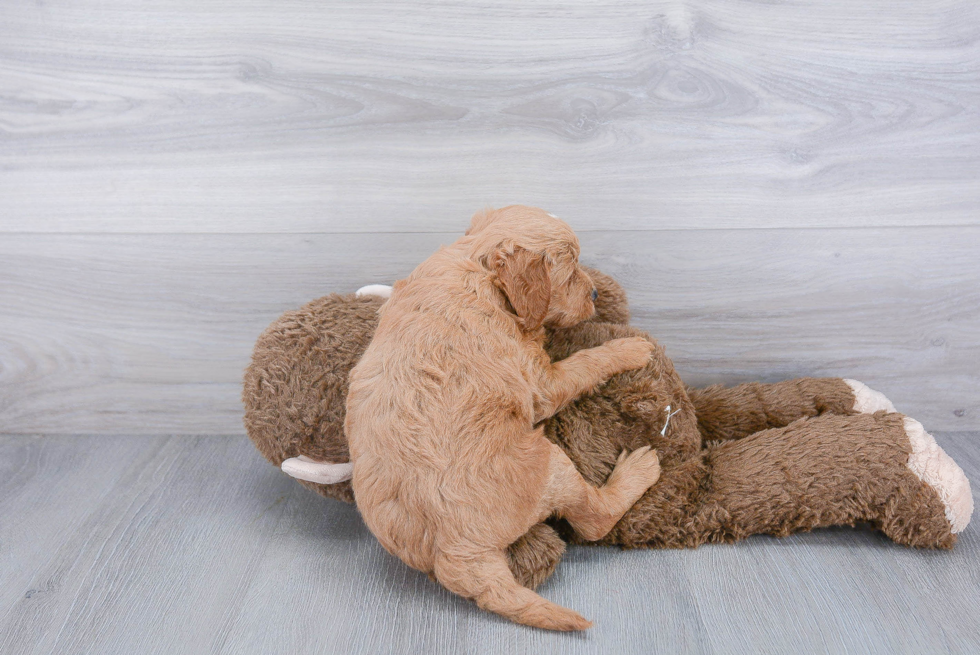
[433,549,592,631]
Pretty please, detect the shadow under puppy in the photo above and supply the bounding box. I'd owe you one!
[344,206,662,631]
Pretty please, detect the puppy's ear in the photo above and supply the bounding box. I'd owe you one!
[494,246,551,331]
[466,207,497,235]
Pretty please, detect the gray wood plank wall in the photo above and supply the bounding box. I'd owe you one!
[2,0,979,434]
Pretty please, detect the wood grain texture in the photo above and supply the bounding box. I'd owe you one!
[3,4,977,648]
[1,227,977,435]
[1,0,978,232]
[1,433,978,654]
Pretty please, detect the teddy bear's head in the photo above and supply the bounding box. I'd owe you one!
[243,293,386,503]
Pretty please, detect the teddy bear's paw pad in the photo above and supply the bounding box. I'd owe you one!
[282,456,353,484]
[844,379,897,414]
[355,284,393,298]
[903,417,973,533]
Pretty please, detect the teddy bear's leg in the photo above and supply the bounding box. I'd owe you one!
[505,523,567,590]
[686,377,896,442]
[697,412,972,548]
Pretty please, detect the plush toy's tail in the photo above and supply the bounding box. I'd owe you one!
[433,550,591,631]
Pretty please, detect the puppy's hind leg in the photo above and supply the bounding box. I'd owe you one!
[541,442,660,542]
[433,548,591,631]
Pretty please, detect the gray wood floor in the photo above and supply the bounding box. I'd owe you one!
[2,432,978,655]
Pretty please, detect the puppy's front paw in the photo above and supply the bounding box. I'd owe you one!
[602,337,656,373]
[607,446,661,496]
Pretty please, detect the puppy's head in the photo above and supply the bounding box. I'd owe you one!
[468,206,597,331]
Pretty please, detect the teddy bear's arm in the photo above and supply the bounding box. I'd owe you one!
[686,377,893,442]
[698,413,971,545]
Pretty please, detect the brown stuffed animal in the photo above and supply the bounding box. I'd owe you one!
[243,268,972,590]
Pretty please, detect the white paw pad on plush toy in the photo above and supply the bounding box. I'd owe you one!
[903,417,974,533]
[356,284,393,298]
[281,455,353,484]
[844,379,898,414]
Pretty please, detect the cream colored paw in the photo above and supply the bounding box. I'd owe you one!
[903,417,973,533]
[281,455,353,484]
[355,284,392,298]
[607,446,661,495]
[603,337,656,372]
[844,379,897,414]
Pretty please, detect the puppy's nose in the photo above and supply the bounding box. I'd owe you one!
[591,288,598,302]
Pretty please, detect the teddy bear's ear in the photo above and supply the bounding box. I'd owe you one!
[582,267,630,325]
[281,456,353,484]
[355,284,393,299]
[466,207,497,235]
[493,246,551,332]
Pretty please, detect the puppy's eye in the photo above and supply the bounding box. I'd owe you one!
[591,288,598,302]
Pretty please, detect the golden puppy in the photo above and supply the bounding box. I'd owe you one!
[345,206,661,630]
